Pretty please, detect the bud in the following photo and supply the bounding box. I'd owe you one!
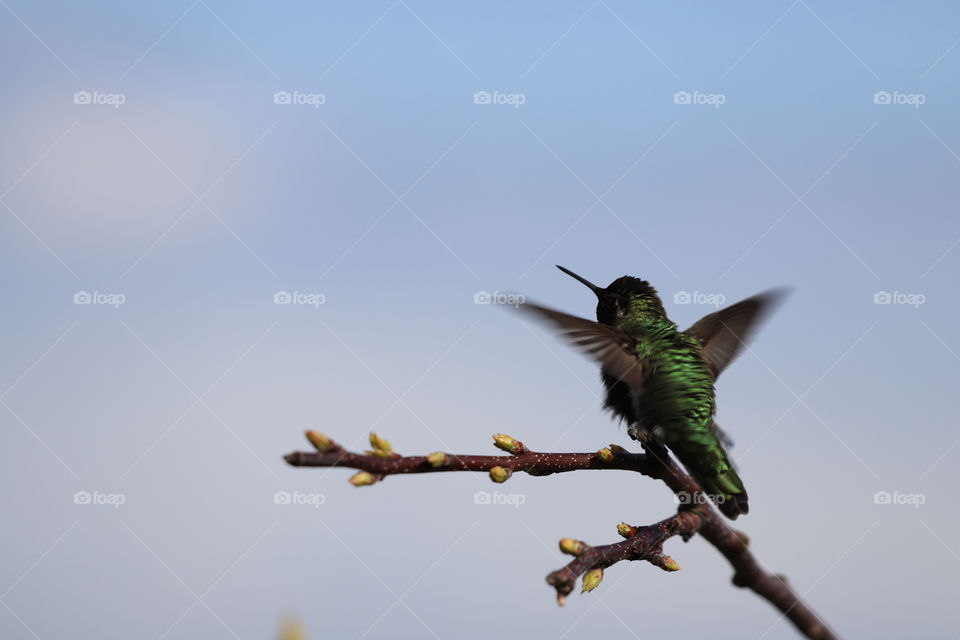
[581,568,603,593]
[493,433,526,454]
[597,447,614,463]
[349,471,376,486]
[559,538,584,556]
[608,444,629,455]
[556,593,567,607]
[426,451,448,467]
[649,552,681,572]
[489,466,511,483]
[616,523,636,538]
[305,430,334,452]
[368,432,393,457]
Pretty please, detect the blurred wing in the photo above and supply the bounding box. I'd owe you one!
[517,302,645,390]
[684,288,788,377]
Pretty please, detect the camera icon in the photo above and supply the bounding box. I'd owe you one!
[873,91,891,105]
[873,291,892,305]
[473,490,491,505]
[673,291,691,304]
[74,291,92,305]
[273,491,292,505]
[873,491,891,505]
[73,491,91,505]
[274,290,292,305]
[73,91,91,105]
[473,91,491,105]
[473,291,492,304]
[273,91,292,105]
[673,91,691,105]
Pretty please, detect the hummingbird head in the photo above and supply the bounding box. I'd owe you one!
[556,265,665,326]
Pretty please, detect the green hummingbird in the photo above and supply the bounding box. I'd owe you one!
[517,266,786,520]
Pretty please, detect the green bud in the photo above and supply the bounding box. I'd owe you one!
[368,431,393,456]
[597,447,614,462]
[489,466,511,483]
[492,433,527,455]
[616,523,636,538]
[426,451,448,467]
[349,471,376,486]
[305,430,334,452]
[559,538,583,556]
[581,568,603,593]
[661,556,681,572]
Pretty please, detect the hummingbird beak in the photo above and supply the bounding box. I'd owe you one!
[556,265,603,298]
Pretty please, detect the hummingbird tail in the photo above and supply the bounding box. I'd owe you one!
[694,468,749,520]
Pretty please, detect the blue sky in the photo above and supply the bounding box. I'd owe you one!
[1,1,959,638]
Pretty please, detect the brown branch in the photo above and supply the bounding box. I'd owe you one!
[285,431,839,640]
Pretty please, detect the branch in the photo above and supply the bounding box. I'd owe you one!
[285,431,839,640]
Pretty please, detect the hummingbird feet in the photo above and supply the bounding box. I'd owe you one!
[627,424,666,445]
[627,425,669,462]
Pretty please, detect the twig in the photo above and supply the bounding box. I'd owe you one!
[285,431,839,640]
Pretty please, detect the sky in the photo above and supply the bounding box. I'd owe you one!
[1,1,959,638]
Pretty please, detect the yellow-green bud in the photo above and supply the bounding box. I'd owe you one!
[489,466,511,483]
[368,432,393,456]
[597,447,614,462]
[581,568,603,593]
[492,433,525,454]
[426,451,448,467]
[559,538,584,556]
[349,471,375,486]
[616,523,636,538]
[305,430,334,452]
[661,556,681,572]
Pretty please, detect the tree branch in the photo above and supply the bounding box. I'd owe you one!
[285,431,839,640]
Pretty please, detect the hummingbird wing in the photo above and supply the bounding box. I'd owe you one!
[683,288,788,378]
[516,302,645,390]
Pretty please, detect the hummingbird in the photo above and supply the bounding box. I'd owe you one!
[517,266,786,520]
